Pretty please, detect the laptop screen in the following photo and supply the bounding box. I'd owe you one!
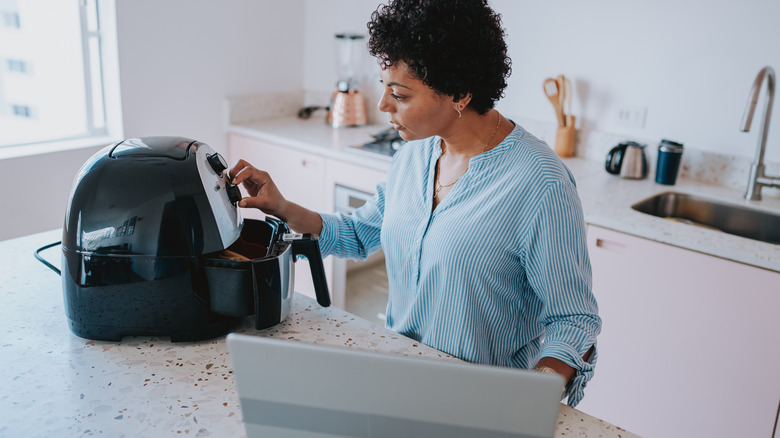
[227,334,563,438]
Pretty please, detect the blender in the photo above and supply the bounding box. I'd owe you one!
[328,33,368,128]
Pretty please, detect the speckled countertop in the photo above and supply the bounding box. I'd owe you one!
[228,116,780,272]
[0,230,637,438]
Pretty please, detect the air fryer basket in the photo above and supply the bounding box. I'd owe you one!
[202,218,330,329]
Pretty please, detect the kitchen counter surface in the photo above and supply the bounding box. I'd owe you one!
[0,230,637,438]
[228,116,780,272]
[564,158,780,272]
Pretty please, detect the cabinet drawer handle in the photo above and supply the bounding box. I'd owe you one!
[595,238,626,253]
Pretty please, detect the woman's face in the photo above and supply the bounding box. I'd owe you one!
[377,62,456,141]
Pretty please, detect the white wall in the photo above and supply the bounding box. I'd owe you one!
[0,144,106,241]
[115,0,305,152]
[302,0,780,163]
[493,0,780,162]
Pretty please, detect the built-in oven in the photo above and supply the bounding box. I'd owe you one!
[333,184,387,323]
[335,184,374,215]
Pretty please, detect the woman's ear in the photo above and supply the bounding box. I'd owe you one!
[452,93,473,114]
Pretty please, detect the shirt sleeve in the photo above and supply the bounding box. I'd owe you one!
[317,181,386,260]
[523,179,602,407]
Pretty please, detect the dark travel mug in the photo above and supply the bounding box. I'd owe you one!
[655,139,684,185]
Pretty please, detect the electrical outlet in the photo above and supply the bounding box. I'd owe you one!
[615,104,647,129]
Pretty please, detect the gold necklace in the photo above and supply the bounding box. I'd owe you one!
[434,112,502,198]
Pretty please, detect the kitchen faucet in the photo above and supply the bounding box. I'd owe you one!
[741,66,780,200]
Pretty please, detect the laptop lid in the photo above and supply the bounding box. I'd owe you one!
[227,333,563,438]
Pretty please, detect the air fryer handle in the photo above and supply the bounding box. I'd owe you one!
[286,233,331,307]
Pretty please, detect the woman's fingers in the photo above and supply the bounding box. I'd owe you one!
[237,195,265,209]
[230,160,259,186]
[228,159,251,181]
[228,160,285,214]
[231,163,270,197]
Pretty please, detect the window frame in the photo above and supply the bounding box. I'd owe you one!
[0,0,122,157]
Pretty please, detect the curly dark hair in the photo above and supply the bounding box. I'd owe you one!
[367,0,512,115]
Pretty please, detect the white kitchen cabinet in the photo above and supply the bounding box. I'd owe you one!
[227,133,330,301]
[578,225,780,438]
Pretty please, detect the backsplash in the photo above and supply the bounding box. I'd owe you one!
[223,91,306,126]
[516,116,779,195]
[224,89,386,128]
[224,92,779,196]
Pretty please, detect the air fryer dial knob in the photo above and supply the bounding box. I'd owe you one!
[226,183,242,205]
[207,153,228,174]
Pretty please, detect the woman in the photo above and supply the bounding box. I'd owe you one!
[231,0,600,407]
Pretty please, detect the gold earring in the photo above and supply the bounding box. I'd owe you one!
[456,107,462,118]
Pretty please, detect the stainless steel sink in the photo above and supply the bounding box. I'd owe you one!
[631,191,780,244]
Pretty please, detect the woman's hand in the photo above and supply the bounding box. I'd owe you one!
[229,159,324,235]
[229,159,289,219]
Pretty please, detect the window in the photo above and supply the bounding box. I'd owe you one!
[0,0,120,149]
[12,104,32,118]
[1,11,20,29]
[6,59,28,73]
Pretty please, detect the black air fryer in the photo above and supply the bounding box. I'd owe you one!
[49,136,330,342]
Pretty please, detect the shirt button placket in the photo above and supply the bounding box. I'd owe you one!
[413,232,423,284]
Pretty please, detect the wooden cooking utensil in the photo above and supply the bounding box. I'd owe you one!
[563,76,573,127]
[555,74,574,127]
[543,77,565,127]
[556,74,566,118]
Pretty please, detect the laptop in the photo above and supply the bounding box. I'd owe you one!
[227,334,563,438]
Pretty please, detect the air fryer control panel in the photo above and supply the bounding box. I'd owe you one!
[195,144,243,249]
[207,152,242,205]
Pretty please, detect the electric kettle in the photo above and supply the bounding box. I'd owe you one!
[605,141,648,179]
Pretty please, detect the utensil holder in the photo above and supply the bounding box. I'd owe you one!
[554,117,577,158]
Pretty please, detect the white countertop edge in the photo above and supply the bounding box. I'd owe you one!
[566,157,780,272]
[586,211,780,272]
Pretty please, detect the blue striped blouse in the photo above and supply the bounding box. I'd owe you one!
[317,123,601,407]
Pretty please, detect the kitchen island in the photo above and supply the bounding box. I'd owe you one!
[0,230,637,437]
